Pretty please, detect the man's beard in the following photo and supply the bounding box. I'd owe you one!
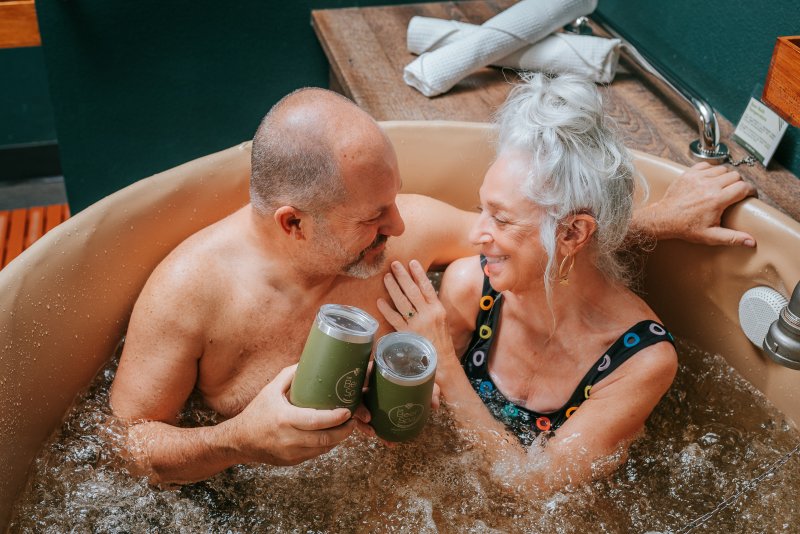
[315,231,389,280]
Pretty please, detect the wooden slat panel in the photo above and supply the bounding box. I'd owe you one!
[44,204,63,233]
[0,211,9,265]
[0,0,41,49]
[24,206,44,248]
[3,208,27,267]
[0,204,71,270]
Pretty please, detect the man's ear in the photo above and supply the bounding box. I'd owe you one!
[557,213,597,256]
[274,206,307,239]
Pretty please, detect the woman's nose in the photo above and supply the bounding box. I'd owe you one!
[468,213,492,245]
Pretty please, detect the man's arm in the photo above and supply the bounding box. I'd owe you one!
[396,194,480,269]
[631,162,757,247]
[401,163,757,272]
[120,366,356,484]
[110,258,355,485]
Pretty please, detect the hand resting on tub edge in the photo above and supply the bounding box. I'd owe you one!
[108,80,756,487]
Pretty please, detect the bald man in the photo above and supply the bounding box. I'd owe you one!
[109,88,756,484]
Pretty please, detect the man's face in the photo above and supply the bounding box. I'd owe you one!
[310,138,405,279]
[313,222,390,279]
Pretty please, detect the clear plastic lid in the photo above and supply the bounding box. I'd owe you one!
[316,304,379,343]
[375,332,437,386]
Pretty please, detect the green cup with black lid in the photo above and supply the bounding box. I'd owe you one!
[366,332,438,442]
[290,304,379,413]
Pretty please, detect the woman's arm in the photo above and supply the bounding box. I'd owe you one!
[523,341,678,492]
[442,341,677,496]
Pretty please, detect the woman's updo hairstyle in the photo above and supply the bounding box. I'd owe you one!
[494,73,644,293]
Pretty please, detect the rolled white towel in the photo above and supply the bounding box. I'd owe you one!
[407,16,621,84]
[404,0,598,97]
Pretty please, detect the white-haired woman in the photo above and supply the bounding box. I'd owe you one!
[378,73,678,492]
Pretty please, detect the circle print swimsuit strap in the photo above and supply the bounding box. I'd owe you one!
[461,257,676,446]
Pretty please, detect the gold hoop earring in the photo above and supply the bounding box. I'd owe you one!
[558,254,575,286]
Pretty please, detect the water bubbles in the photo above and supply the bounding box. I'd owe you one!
[699,432,721,446]
[9,338,800,532]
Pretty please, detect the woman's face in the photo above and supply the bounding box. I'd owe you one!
[469,151,548,293]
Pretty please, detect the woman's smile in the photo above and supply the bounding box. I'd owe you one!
[483,254,509,274]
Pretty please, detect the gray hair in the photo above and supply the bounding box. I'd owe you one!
[494,73,645,296]
[250,89,346,217]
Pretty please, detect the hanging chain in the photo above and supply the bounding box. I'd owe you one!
[672,442,800,534]
[725,153,758,167]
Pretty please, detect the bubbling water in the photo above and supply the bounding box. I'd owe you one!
[8,340,800,533]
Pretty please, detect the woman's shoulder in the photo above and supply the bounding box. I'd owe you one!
[598,286,678,383]
[440,256,485,338]
[442,256,485,301]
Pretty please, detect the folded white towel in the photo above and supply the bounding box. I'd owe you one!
[407,17,621,84]
[404,0,598,97]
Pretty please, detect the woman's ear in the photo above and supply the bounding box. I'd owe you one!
[274,206,307,239]
[558,213,597,255]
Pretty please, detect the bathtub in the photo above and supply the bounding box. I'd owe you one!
[1,121,799,528]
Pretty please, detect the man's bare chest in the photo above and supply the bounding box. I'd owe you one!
[193,276,394,416]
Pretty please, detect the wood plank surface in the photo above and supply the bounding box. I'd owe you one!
[3,208,27,267]
[0,211,8,266]
[23,206,44,249]
[311,0,800,222]
[0,204,71,269]
[44,204,63,233]
[0,0,41,48]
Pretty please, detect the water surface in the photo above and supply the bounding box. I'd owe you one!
[9,340,800,533]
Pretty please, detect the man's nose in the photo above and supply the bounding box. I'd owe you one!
[381,203,405,237]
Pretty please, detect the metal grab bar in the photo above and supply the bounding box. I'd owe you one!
[568,15,730,164]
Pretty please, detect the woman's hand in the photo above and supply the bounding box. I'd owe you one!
[377,260,460,372]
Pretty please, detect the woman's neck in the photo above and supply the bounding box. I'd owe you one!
[502,256,620,339]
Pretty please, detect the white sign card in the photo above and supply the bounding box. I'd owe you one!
[732,97,789,166]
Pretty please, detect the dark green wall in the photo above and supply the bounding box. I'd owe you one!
[36,0,429,212]
[596,0,798,177]
[0,46,60,180]
[36,0,799,212]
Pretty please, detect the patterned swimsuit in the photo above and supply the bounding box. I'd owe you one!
[462,256,675,446]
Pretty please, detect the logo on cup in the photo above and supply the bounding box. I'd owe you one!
[335,368,361,404]
[388,403,425,429]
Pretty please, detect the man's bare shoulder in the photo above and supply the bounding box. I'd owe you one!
[394,194,478,268]
[138,208,249,310]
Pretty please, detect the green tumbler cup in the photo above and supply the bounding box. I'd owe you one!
[290,304,379,412]
[366,332,437,442]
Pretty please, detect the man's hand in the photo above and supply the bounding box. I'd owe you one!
[635,162,757,247]
[229,364,358,466]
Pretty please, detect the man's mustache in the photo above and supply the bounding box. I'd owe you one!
[365,234,388,251]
